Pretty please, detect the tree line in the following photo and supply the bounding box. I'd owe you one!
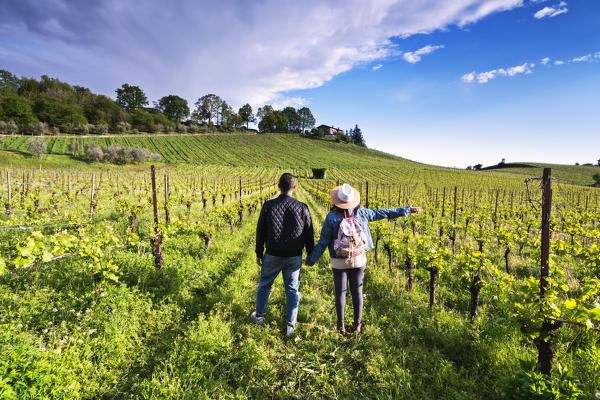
[0,69,365,146]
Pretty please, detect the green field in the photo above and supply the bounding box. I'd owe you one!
[484,162,600,186]
[1,133,599,399]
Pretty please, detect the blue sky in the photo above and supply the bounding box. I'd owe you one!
[1,0,599,167]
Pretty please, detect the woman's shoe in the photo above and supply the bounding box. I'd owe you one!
[352,322,362,334]
[336,321,346,336]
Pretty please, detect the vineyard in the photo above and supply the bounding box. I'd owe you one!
[1,148,599,398]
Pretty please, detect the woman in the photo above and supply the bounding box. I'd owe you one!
[305,183,421,335]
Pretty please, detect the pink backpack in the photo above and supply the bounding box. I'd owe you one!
[333,209,368,258]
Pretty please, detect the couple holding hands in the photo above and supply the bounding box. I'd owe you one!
[252,173,421,337]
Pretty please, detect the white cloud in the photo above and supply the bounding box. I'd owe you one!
[372,64,383,71]
[463,62,534,83]
[461,71,476,83]
[572,54,592,62]
[541,57,550,64]
[554,60,564,65]
[0,0,527,108]
[402,45,444,63]
[534,2,568,18]
[570,52,600,63]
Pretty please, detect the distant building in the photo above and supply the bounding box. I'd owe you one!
[317,124,344,138]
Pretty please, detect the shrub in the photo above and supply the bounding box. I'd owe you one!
[84,143,104,162]
[338,134,351,143]
[116,121,131,133]
[593,173,600,185]
[68,141,82,155]
[311,168,327,179]
[90,123,108,134]
[187,124,199,133]
[21,122,47,135]
[75,123,93,135]
[103,145,129,164]
[29,138,46,158]
[176,124,188,134]
[0,120,19,134]
[61,123,75,134]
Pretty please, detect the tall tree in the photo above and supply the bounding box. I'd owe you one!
[257,105,273,122]
[238,103,255,128]
[350,124,366,146]
[115,83,148,111]
[282,106,300,132]
[193,94,222,125]
[297,107,316,133]
[156,95,190,121]
[271,110,288,132]
[0,70,19,93]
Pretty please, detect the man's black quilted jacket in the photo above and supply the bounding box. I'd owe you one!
[255,194,314,259]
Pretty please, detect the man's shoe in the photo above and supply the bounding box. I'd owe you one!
[251,311,264,324]
[286,323,295,337]
[336,321,346,336]
[352,321,362,334]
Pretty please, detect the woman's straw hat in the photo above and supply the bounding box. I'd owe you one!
[330,183,360,209]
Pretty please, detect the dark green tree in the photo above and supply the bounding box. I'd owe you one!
[350,124,366,146]
[156,95,190,122]
[115,84,148,111]
[83,95,126,127]
[33,94,87,126]
[130,109,156,132]
[73,85,93,106]
[257,105,273,121]
[297,107,316,133]
[193,94,222,125]
[219,100,231,126]
[282,106,300,132]
[271,110,288,132]
[0,94,37,124]
[17,77,41,100]
[0,70,19,93]
[238,103,255,128]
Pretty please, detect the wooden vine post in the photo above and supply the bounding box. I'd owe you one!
[89,173,95,219]
[451,186,457,254]
[537,168,561,376]
[5,170,12,216]
[365,181,369,208]
[164,173,170,225]
[150,166,164,269]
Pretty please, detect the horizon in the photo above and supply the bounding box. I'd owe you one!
[1,0,599,167]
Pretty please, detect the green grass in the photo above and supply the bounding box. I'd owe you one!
[483,162,600,186]
[1,134,420,169]
[0,187,541,399]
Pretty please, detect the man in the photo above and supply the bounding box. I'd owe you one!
[252,173,314,337]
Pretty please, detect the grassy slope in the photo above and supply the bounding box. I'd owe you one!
[483,162,600,186]
[0,134,421,169]
[1,134,596,187]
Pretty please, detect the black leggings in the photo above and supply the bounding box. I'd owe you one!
[332,267,365,325]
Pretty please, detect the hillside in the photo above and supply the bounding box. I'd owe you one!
[482,162,599,186]
[1,133,422,169]
[2,134,597,189]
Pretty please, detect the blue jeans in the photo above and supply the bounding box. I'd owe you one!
[255,254,302,325]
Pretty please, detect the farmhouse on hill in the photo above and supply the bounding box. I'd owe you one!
[317,124,344,138]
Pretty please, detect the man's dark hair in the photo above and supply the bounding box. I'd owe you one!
[278,173,295,192]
